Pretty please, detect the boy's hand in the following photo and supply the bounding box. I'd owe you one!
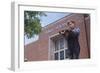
[59,30,65,34]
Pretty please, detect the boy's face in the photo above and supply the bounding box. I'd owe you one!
[68,21,75,29]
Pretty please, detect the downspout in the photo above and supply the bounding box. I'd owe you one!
[83,14,90,58]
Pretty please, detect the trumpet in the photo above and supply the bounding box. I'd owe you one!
[59,26,71,35]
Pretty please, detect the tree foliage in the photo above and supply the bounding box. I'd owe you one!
[24,11,46,38]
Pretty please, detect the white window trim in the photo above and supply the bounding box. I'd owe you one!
[53,37,68,60]
[49,33,69,60]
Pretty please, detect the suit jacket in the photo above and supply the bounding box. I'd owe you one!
[65,28,80,54]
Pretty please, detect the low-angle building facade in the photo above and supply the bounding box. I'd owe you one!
[24,13,90,62]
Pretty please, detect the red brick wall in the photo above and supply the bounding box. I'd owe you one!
[24,13,90,61]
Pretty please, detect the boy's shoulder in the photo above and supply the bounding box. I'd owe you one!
[73,27,80,32]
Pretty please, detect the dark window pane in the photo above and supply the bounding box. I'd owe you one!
[55,40,59,51]
[59,38,64,49]
[54,52,59,60]
[65,49,70,58]
[60,51,64,60]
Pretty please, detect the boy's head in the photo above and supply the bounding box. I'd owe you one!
[67,20,75,29]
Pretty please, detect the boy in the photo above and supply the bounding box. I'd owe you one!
[59,20,80,59]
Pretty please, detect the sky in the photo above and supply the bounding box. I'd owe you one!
[24,12,70,45]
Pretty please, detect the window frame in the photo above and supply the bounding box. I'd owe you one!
[53,36,69,60]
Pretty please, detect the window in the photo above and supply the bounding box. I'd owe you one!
[55,40,59,51]
[53,37,70,60]
[60,51,64,60]
[59,38,64,49]
[54,52,59,60]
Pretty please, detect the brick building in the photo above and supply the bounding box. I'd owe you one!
[24,13,90,62]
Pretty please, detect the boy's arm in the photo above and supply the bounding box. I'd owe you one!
[59,27,71,37]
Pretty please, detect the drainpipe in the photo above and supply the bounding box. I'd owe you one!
[83,14,90,58]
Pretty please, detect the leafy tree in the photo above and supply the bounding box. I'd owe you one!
[24,11,46,38]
